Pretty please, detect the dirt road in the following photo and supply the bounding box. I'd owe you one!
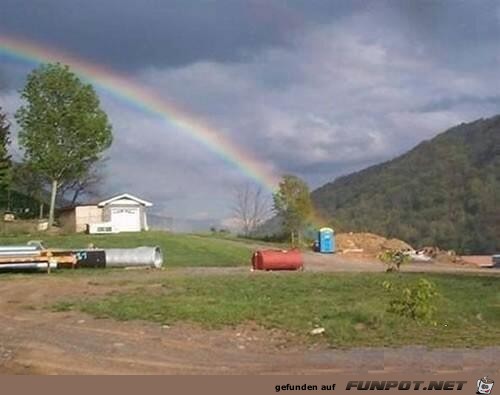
[1,260,499,375]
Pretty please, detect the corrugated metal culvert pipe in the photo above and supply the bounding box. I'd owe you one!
[103,246,163,268]
[0,242,56,272]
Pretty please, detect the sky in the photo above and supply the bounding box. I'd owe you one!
[1,0,500,230]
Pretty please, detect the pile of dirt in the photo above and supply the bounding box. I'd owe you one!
[419,246,464,264]
[336,232,412,255]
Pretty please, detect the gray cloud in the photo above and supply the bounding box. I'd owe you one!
[138,11,500,189]
[0,63,34,94]
[1,0,500,226]
[0,90,22,160]
[416,96,500,113]
[0,71,6,91]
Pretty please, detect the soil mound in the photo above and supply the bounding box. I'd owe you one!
[337,232,412,255]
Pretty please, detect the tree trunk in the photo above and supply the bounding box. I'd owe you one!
[39,203,44,219]
[6,188,10,211]
[48,179,58,228]
[71,188,80,206]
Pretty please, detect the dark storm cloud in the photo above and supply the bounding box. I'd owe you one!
[0,63,33,92]
[0,0,364,71]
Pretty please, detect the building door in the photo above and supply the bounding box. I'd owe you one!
[111,207,141,232]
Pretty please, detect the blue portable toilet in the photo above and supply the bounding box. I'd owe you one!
[318,227,335,253]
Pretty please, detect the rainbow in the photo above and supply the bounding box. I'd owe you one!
[0,34,280,191]
[0,34,330,229]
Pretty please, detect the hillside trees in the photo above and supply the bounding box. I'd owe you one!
[16,63,112,227]
[311,115,500,254]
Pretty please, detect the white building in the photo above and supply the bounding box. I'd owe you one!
[59,193,153,233]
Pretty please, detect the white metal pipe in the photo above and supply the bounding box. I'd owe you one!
[0,245,41,252]
[104,247,163,268]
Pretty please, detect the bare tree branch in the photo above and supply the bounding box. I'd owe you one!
[57,158,107,206]
[232,183,272,236]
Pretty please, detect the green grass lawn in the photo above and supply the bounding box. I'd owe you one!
[56,272,500,348]
[0,231,253,267]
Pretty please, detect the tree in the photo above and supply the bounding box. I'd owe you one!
[232,183,271,236]
[11,162,47,218]
[273,175,313,245]
[16,63,112,227]
[0,106,12,194]
[57,158,107,205]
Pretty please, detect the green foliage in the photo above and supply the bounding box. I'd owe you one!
[0,162,46,219]
[383,278,439,324]
[0,190,41,219]
[378,249,410,272]
[312,115,500,254]
[16,63,112,180]
[0,107,12,192]
[15,63,113,226]
[273,175,313,245]
[11,162,46,198]
[51,301,75,312]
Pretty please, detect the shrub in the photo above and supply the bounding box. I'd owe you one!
[382,278,439,324]
[378,249,410,272]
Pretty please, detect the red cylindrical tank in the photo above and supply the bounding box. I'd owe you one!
[251,249,303,271]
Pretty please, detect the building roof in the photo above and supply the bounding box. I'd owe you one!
[97,193,153,207]
[58,203,99,212]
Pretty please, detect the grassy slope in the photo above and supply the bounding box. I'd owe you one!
[58,272,500,348]
[0,231,253,267]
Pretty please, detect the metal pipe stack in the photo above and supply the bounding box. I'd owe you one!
[0,243,164,272]
[0,244,52,272]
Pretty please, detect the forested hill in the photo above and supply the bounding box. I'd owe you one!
[311,115,500,254]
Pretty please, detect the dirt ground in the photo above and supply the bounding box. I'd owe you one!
[0,254,499,375]
[303,251,498,273]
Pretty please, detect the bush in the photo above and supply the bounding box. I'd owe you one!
[240,232,289,243]
[0,219,40,235]
[382,278,439,324]
[378,249,410,272]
